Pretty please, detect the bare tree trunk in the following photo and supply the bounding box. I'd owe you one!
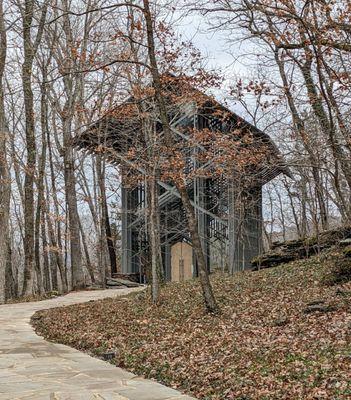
[299,55,351,195]
[275,49,329,230]
[104,198,117,274]
[149,168,163,303]
[46,120,66,292]
[21,1,37,295]
[41,205,50,292]
[127,23,164,301]
[282,179,303,239]
[141,113,163,303]
[45,206,66,292]
[0,0,11,303]
[178,185,218,311]
[60,1,84,290]
[21,0,47,295]
[96,156,117,276]
[77,165,99,231]
[142,0,218,313]
[63,129,84,289]
[34,67,50,295]
[39,66,51,292]
[95,158,107,287]
[78,217,95,284]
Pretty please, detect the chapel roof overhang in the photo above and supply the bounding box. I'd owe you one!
[73,75,292,185]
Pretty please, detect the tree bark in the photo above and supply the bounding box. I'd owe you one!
[0,0,11,303]
[60,0,84,290]
[274,49,329,230]
[46,119,66,292]
[96,156,117,276]
[149,169,163,303]
[34,67,50,295]
[142,0,218,313]
[41,205,50,292]
[63,130,85,289]
[21,0,37,295]
[78,217,95,284]
[21,0,47,295]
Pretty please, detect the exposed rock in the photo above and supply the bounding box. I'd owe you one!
[87,284,103,290]
[102,351,117,361]
[324,256,351,286]
[335,288,351,296]
[105,278,124,287]
[106,277,141,288]
[31,313,43,321]
[112,272,141,283]
[273,316,289,327]
[306,300,325,306]
[339,238,351,247]
[252,226,351,270]
[343,246,351,257]
[303,304,337,314]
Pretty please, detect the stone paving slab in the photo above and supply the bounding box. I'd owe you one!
[0,289,196,400]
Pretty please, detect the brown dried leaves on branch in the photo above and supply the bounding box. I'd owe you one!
[33,256,351,399]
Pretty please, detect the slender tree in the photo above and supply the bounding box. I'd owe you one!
[0,0,11,302]
[142,0,218,312]
[21,0,47,295]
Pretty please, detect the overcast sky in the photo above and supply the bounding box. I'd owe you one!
[174,12,264,120]
[179,16,235,70]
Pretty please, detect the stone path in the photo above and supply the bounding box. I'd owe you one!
[0,288,195,400]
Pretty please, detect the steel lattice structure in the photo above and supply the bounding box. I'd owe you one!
[74,78,289,280]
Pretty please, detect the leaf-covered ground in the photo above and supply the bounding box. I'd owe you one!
[6,291,61,304]
[32,255,351,399]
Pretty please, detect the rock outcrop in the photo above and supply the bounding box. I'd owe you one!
[251,226,351,270]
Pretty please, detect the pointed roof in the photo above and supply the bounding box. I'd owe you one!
[74,74,291,183]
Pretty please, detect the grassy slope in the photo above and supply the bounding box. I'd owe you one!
[33,254,351,400]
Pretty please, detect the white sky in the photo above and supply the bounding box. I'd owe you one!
[174,12,267,122]
[174,10,257,74]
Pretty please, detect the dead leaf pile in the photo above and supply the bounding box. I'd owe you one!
[32,255,351,399]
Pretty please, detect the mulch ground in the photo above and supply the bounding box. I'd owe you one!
[32,254,351,399]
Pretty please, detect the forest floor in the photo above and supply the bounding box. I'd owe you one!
[32,249,351,400]
[0,286,195,400]
[6,291,62,304]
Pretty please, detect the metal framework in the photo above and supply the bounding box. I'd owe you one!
[74,79,288,280]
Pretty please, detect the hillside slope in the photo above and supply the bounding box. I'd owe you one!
[252,226,351,269]
[33,251,351,400]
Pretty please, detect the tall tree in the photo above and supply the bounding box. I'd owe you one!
[197,0,351,233]
[48,0,86,289]
[142,0,218,313]
[21,0,47,295]
[0,0,11,302]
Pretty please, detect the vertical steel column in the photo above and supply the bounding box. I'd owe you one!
[121,181,133,274]
[163,243,171,281]
[193,112,210,274]
[228,176,239,273]
[163,201,172,281]
[228,181,263,273]
[197,176,210,272]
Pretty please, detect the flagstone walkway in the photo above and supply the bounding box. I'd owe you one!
[0,288,195,400]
